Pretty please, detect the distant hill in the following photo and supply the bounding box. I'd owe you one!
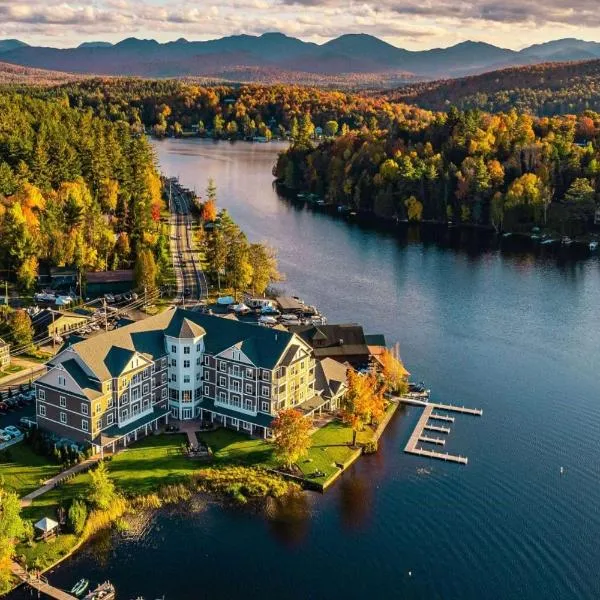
[0,61,88,85]
[78,42,113,49]
[3,34,600,85]
[0,39,28,53]
[385,59,600,115]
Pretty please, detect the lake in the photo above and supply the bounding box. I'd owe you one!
[16,138,600,600]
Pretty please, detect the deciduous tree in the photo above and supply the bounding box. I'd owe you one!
[271,409,312,470]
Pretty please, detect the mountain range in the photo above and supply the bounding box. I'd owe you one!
[2,33,600,84]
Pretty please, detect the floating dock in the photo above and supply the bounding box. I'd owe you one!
[400,397,482,466]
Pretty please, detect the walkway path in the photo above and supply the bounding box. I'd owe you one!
[20,455,102,507]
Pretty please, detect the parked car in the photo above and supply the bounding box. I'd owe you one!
[4,425,21,438]
[0,430,11,443]
[19,417,37,429]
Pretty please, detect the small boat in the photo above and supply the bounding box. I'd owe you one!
[540,238,556,246]
[589,241,598,251]
[259,315,278,325]
[84,582,115,600]
[232,303,251,315]
[561,236,573,246]
[71,579,89,597]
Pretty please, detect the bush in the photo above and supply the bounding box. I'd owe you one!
[67,499,88,535]
[363,440,378,454]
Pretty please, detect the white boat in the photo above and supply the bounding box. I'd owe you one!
[259,315,278,325]
[589,241,598,251]
[261,305,280,315]
[233,303,251,315]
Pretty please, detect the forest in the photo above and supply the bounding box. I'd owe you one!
[388,60,600,117]
[275,107,600,235]
[0,92,166,291]
[28,79,432,140]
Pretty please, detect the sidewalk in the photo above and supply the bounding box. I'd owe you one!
[20,455,102,508]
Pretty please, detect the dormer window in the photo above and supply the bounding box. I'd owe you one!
[58,375,66,386]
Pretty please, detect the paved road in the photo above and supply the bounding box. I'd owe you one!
[169,180,208,307]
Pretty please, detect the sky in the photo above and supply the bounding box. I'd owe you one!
[0,0,599,50]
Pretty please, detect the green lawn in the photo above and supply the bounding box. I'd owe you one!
[297,421,360,485]
[16,534,79,571]
[107,434,199,495]
[0,443,61,497]
[198,429,276,466]
[0,364,24,379]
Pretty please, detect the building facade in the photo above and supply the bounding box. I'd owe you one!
[35,308,320,451]
[0,338,10,369]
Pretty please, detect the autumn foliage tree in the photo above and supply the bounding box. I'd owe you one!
[201,198,217,222]
[271,408,312,470]
[342,370,386,446]
[380,348,409,394]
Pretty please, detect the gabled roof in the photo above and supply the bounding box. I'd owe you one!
[60,358,103,399]
[290,324,370,358]
[57,308,306,381]
[315,358,349,399]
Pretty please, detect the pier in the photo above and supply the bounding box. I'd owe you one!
[401,396,482,466]
[11,563,77,600]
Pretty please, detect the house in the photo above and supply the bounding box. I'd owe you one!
[32,309,90,339]
[85,270,134,298]
[0,338,10,369]
[314,358,349,411]
[289,324,386,369]
[35,307,322,452]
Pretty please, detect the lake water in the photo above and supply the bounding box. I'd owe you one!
[16,139,600,600]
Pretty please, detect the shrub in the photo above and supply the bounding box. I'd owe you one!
[67,499,88,535]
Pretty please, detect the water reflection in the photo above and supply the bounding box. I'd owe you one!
[264,492,311,548]
[338,473,372,531]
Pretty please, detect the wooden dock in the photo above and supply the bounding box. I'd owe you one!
[402,397,481,466]
[424,424,451,434]
[11,563,77,600]
[430,412,454,423]
[419,435,446,446]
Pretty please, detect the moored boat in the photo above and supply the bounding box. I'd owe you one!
[83,582,115,600]
[71,578,89,597]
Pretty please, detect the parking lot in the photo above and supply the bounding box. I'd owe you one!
[0,389,36,432]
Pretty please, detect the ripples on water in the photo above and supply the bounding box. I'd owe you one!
[13,139,600,600]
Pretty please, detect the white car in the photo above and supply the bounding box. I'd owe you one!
[0,430,11,442]
[4,425,21,437]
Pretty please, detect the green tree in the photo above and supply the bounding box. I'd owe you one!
[248,243,282,296]
[271,409,312,470]
[0,482,25,594]
[67,498,88,534]
[88,461,116,510]
[134,248,157,295]
[324,120,339,137]
[9,310,33,349]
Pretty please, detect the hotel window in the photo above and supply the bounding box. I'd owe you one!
[96,419,102,430]
[220,361,227,371]
[121,408,128,420]
[38,389,45,400]
[162,373,167,383]
[108,397,113,408]
[184,346,190,355]
[184,375,190,383]
[143,399,150,410]
[246,368,253,378]
[231,418,239,427]
[171,345,176,353]
[196,357,201,366]
[232,351,239,361]
[107,381,112,391]
[204,356,210,365]
[132,388,140,401]
[107,413,114,425]
[58,375,66,386]
[60,412,67,424]
[171,374,177,382]
[231,395,241,408]
[219,391,227,401]
[242,421,251,431]
[232,380,240,392]
[171,358,177,367]
[81,403,88,415]
[182,391,192,402]
[196,373,201,381]
[195,388,202,400]
[262,370,269,381]
[245,383,252,394]
[301,360,305,370]
[82,420,88,432]
[219,376,226,387]
[59,396,66,407]
[232,365,240,376]
[39,405,46,417]
[143,384,149,395]
[244,399,253,411]
[161,388,167,399]
[143,368,150,379]
[261,401,269,412]
[261,386,270,398]
[204,385,209,396]
[196,343,202,352]
[95,402,101,414]
[162,358,167,368]
[184,360,190,368]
